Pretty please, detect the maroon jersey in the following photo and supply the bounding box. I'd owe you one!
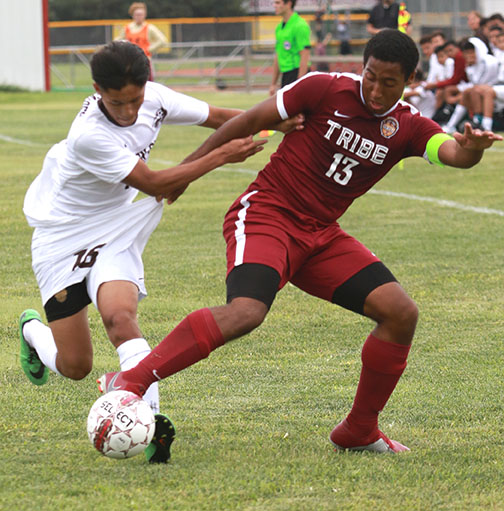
[248,72,443,224]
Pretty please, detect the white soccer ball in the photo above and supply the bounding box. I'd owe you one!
[87,390,155,459]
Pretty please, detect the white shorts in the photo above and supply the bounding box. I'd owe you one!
[457,81,472,92]
[493,85,504,103]
[31,197,164,307]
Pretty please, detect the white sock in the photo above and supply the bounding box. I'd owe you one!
[446,104,467,129]
[117,338,160,414]
[23,320,61,375]
[481,116,493,131]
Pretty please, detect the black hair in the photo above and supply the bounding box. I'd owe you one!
[489,13,504,22]
[434,43,448,54]
[460,39,476,52]
[419,34,432,45]
[429,30,446,40]
[363,29,419,79]
[91,41,150,91]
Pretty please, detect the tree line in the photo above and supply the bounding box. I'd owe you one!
[49,0,246,21]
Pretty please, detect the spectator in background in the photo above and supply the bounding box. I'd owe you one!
[434,41,454,81]
[424,40,468,113]
[397,2,412,34]
[487,13,504,31]
[467,10,492,55]
[367,0,411,36]
[488,24,503,57]
[403,68,437,119]
[464,29,504,132]
[335,10,352,55]
[116,2,167,80]
[442,39,499,133]
[419,33,434,74]
[269,0,311,96]
[429,44,455,113]
[425,31,448,85]
[313,9,332,72]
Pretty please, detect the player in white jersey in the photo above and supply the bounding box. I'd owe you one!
[19,41,267,463]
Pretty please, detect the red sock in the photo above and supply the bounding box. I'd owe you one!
[123,308,225,388]
[346,334,410,437]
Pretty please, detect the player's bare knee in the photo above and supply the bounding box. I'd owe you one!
[389,296,418,335]
[60,358,92,380]
[241,306,267,333]
[227,298,267,336]
[101,309,138,345]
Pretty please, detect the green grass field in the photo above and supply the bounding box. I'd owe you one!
[0,89,503,511]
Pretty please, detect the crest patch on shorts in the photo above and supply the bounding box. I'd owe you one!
[54,289,68,303]
[380,117,399,139]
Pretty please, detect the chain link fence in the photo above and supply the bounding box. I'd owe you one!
[49,1,483,91]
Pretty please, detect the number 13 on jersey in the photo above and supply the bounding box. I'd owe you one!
[325,153,359,186]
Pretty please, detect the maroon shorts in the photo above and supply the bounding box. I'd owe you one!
[223,189,381,302]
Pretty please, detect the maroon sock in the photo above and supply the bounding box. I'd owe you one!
[123,308,225,388]
[346,334,411,437]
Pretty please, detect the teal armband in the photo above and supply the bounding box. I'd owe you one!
[425,133,453,167]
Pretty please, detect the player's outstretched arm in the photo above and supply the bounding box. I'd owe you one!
[438,122,503,168]
[183,96,282,165]
[123,136,266,202]
[200,105,244,129]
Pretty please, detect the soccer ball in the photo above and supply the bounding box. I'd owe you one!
[87,390,155,459]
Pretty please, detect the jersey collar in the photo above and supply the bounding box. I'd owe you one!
[98,98,126,128]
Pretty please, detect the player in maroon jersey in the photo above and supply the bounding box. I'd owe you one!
[98,30,502,454]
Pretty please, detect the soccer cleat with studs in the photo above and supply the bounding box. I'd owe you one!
[330,419,409,454]
[19,309,49,386]
[144,414,176,463]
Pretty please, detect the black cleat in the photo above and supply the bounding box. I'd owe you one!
[144,414,176,463]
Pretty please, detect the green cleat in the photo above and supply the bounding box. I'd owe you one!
[19,309,49,386]
[144,414,176,463]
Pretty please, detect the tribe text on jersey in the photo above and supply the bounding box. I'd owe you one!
[263,72,441,223]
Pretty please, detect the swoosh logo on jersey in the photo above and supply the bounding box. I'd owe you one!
[334,110,350,118]
[153,369,161,381]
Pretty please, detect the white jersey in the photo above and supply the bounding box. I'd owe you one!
[469,36,490,60]
[24,81,210,305]
[404,85,436,119]
[465,51,499,86]
[440,58,454,81]
[426,54,443,83]
[496,51,504,84]
[24,81,209,227]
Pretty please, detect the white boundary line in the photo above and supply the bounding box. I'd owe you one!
[2,135,503,218]
[153,159,504,218]
[367,189,504,217]
[0,133,47,147]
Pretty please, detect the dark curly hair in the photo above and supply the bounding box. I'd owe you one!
[363,29,419,79]
[91,41,150,91]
